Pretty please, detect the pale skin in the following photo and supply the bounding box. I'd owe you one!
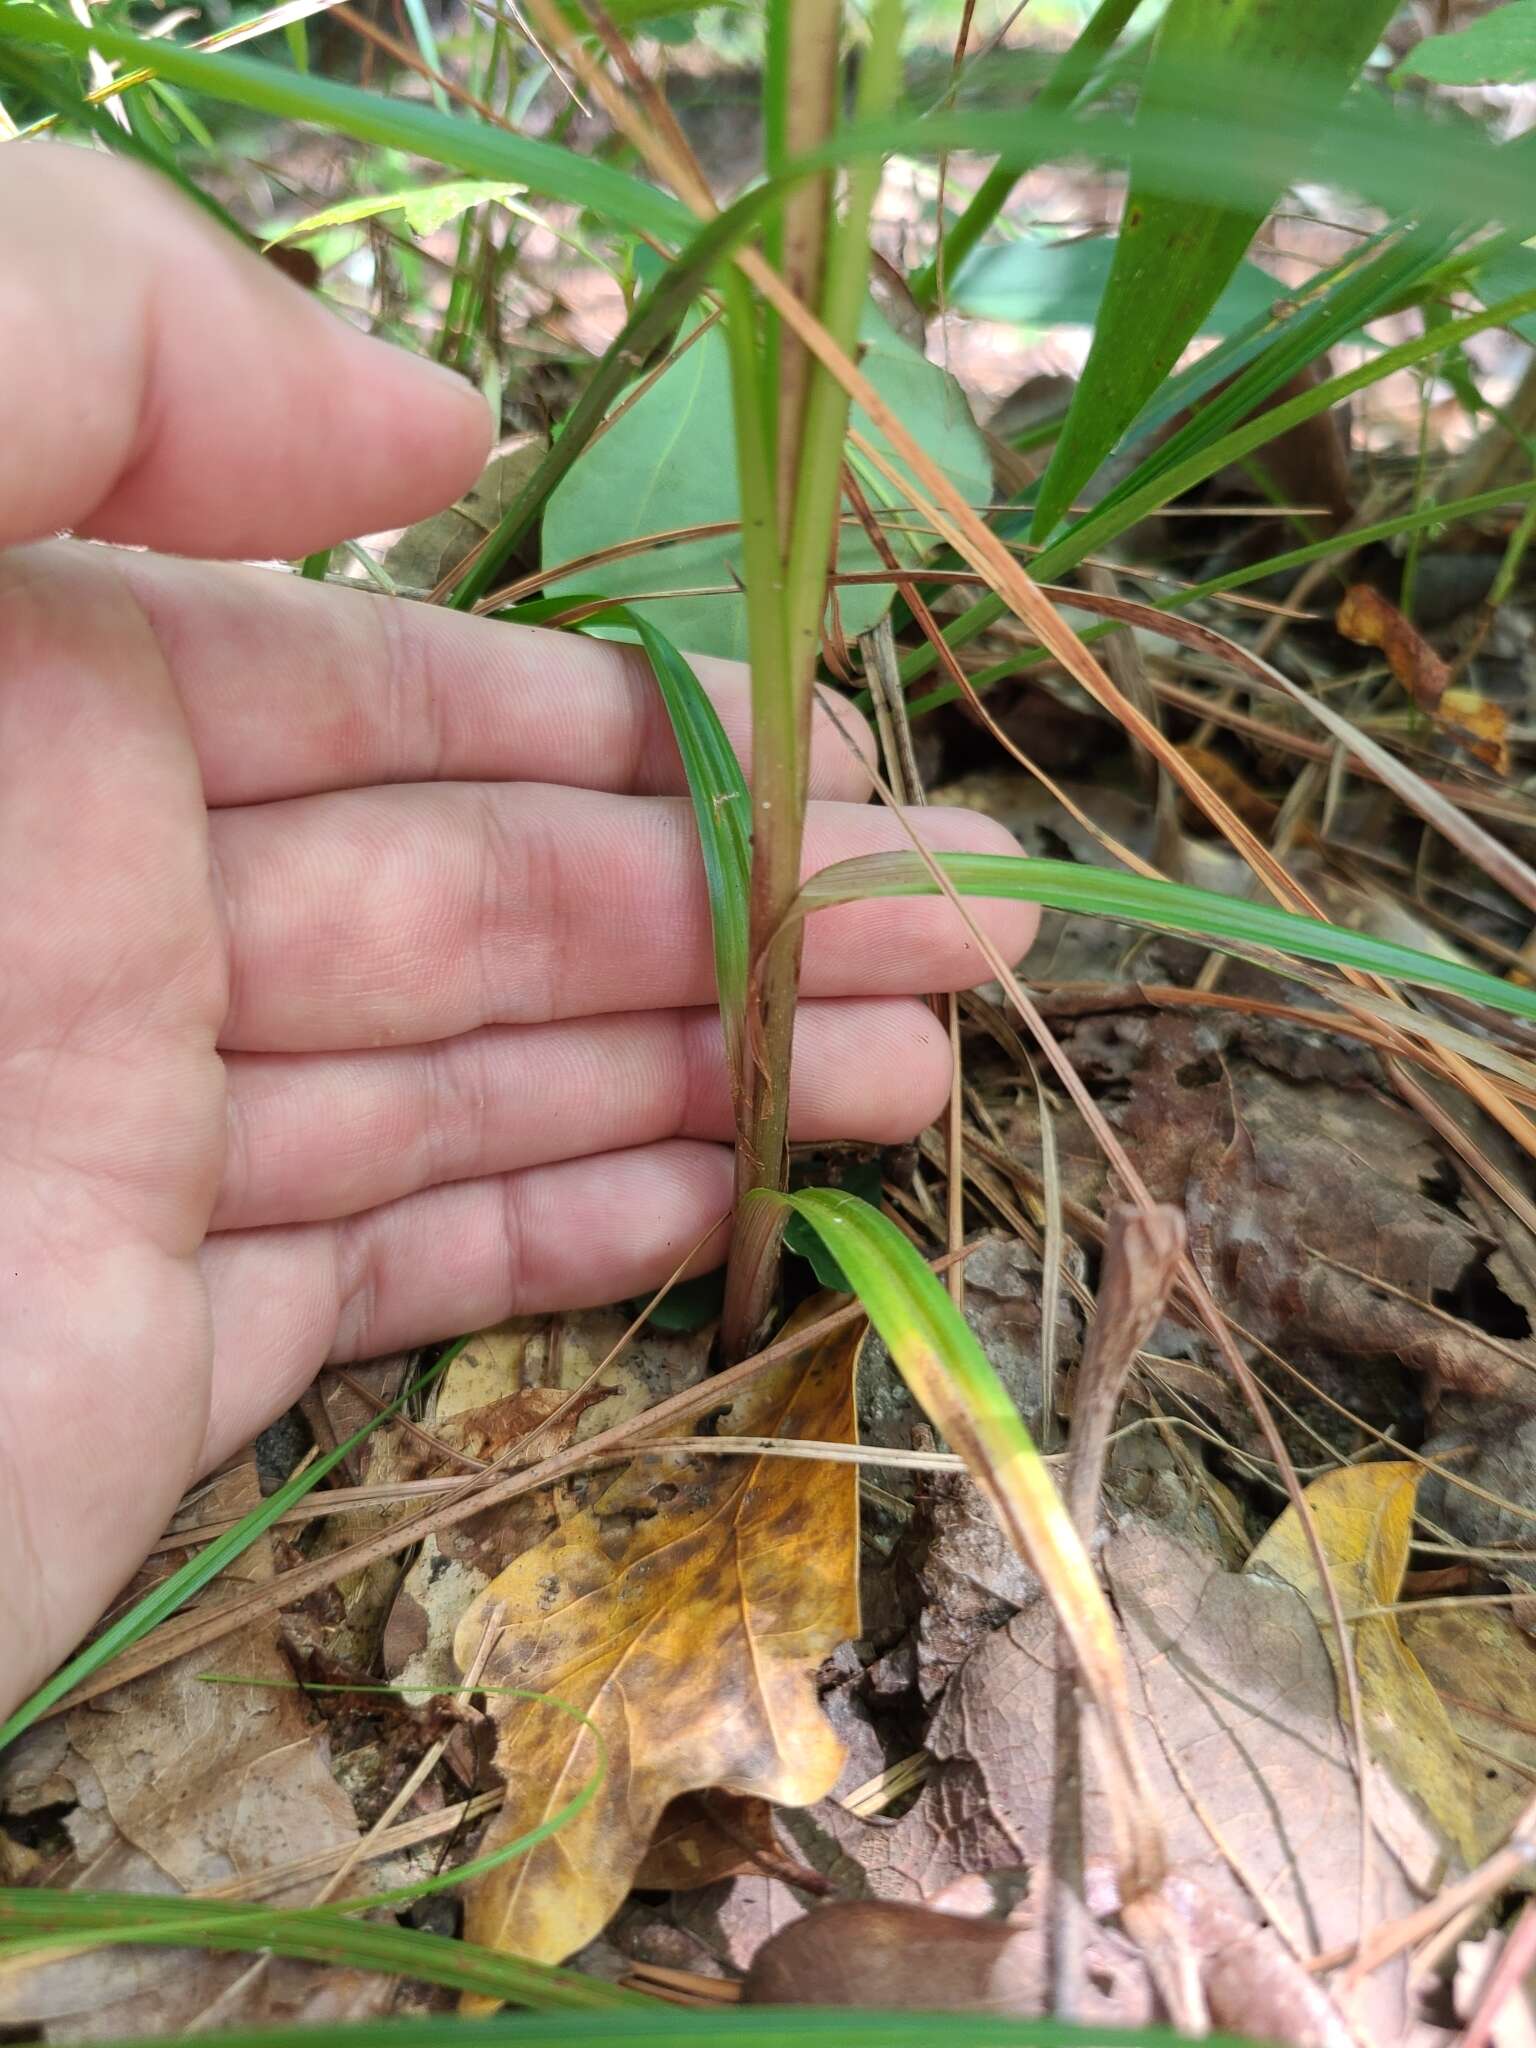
[0,144,1036,1719]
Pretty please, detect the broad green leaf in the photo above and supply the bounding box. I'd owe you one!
[790,851,1536,1028]
[1030,0,1401,538]
[541,304,990,660]
[1473,236,1536,343]
[265,178,524,245]
[950,231,1279,334]
[1395,1,1536,86]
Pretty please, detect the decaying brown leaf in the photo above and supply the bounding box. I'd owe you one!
[834,1519,1420,2041]
[382,1308,714,1693]
[1337,583,1509,772]
[451,1304,864,1975]
[1402,1599,1536,1846]
[383,435,547,595]
[1246,1460,1484,1863]
[1044,1009,1536,1405]
[0,1464,376,2039]
[633,1792,787,1891]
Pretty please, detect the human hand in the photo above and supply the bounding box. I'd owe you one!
[0,144,1034,1716]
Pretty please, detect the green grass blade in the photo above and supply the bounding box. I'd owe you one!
[1105,216,1466,507]
[0,1343,465,1757]
[793,852,1536,1026]
[1031,0,1400,539]
[14,8,1536,252]
[43,2015,1233,2048]
[398,0,449,111]
[632,619,751,1083]
[0,1890,631,2010]
[902,281,1536,689]
[908,0,1145,310]
[765,1189,1138,1785]
[1,6,689,241]
[16,2,1536,248]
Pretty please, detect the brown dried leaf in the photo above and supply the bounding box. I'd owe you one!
[451,1305,863,1971]
[383,436,547,593]
[846,1520,1421,2041]
[1088,1010,1536,1403]
[1247,1461,1483,1863]
[1336,583,1508,771]
[0,1463,377,2038]
[633,1792,785,1891]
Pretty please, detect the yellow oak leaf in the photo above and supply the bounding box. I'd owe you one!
[1246,1460,1482,1864]
[452,1303,863,1976]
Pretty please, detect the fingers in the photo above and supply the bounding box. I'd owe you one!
[107,549,875,806]
[215,998,950,1229]
[211,786,1038,1050]
[0,144,490,557]
[198,1142,735,1465]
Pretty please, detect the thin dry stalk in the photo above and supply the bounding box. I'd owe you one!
[1052,1205,1185,2022]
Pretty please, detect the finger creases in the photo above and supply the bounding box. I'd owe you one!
[215,998,952,1230]
[198,1142,737,1464]
[106,551,875,808]
[209,783,1038,1051]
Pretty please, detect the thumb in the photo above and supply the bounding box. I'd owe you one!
[0,142,493,558]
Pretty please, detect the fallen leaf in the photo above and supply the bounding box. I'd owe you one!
[1402,1598,1536,1845]
[451,1303,864,1973]
[1246,1460,1483,1864]
[1337,584,1508,772]
[382,1307,714,1693]
[838,1519,1421,2041]
[633,1792,786,1891]
[1064,1009,1536,1405]
[0,1463,378,2038]
[384,436,547,594]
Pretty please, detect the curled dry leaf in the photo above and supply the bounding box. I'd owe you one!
[1246,1460,1486,1864]
[450,1302,863,1977]
[1336,583,1509,773]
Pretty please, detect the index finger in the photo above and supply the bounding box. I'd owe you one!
[0,141,491,557]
